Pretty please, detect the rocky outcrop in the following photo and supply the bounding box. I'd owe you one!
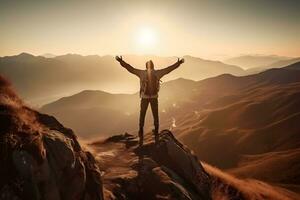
[92,130,211,200]
[0,75,104,200]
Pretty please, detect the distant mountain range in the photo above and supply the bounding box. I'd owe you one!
[245,57,300,74]
[41,61,300,193]
[224,54,292,69]
[0,53,244,105]
[2,53,299,106]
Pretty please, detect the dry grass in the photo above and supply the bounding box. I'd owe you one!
[203,163,299,200]
[0,75,45,163]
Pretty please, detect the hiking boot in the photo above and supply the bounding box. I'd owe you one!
[152,129,159,144]
[139,130,144,147]
[154,134,159,144]
[139,138,143,147]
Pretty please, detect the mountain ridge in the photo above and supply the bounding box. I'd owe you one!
[224,54,292,69]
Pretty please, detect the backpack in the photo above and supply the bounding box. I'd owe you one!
[141,72,161,96]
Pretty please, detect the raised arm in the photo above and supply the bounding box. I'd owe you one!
[156,58,184,78]
[115,56,142,77]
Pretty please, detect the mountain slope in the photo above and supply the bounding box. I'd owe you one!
[228,148,300,192]
[41,90,139,137]
[173,63,300,192]
[178,63,300,162]
[40,78,200,137]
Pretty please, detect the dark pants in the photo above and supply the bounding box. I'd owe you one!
[139,98,159,135]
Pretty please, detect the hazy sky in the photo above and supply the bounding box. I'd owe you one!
[0,0,299,59]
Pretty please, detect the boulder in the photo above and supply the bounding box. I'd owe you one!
[0,75,104,200]
[93,130,211,200]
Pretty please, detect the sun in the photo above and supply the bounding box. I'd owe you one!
[136,27,157,48]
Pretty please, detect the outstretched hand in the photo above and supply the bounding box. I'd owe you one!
[115,55,123,62]
[177,58,185,64]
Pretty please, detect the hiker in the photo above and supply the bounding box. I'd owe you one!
[115,56,184,146]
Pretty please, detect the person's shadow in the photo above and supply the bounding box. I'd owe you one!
[136,153,145,193]
[138,154,144,167]
[133,141,160,196]
[134,142,156,179]
[134,144,154,190]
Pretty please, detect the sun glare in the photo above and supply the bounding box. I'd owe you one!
[136,27,157,48]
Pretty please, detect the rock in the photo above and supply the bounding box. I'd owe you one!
[0,76,104,200]
[135,130,212,199]
[1,115,104,200]
[157,130,211,199]
[93,129,212,200]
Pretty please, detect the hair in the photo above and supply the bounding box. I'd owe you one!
[146,60,154,70]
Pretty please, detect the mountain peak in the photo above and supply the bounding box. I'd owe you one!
[18,52,35,57]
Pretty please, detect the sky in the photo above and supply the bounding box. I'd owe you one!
[0,0,299,60]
